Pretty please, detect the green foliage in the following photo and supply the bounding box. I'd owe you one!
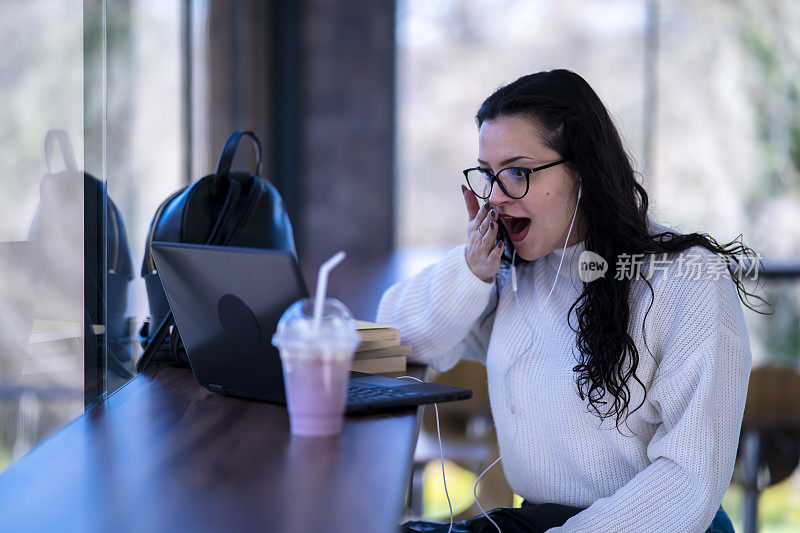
[725,475,800,532]
[736,1,800,195]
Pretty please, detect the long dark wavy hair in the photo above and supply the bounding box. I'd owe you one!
[476,69,772,428]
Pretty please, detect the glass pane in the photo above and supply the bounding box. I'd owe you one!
[103,0,186,393]
[0,0,85,472]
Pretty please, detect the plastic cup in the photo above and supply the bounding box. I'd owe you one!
[271,298,360,437]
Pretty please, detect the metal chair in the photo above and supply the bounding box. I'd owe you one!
[734,365,800,533]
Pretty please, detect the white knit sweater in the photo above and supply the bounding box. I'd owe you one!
[376,221,752,532]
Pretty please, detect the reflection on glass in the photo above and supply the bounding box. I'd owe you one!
[0,141,85,470]
[32,131,136,389]
[104,0,184,392]
[0,1,85,473]
[0,241,50,464]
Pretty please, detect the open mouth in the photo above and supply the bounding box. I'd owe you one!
[500,215,531,243]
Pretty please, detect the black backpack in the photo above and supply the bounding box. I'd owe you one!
[136,131,297,373]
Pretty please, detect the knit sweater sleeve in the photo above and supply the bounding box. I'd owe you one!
[548,256,752,532]
[375,244,498,372]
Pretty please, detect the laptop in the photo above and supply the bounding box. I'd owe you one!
[150,242,473,414]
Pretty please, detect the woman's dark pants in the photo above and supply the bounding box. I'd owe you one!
[401,501,735,532]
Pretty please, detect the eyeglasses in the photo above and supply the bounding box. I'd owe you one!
[462,159,567,200]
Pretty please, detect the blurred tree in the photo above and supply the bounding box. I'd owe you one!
[733,0,800,206]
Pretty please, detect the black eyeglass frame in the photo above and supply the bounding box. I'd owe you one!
[462,159,568,200]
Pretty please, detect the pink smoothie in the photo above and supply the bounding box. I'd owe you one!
[280,353,351,437]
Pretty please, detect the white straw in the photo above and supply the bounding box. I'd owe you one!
[313,251,346,331]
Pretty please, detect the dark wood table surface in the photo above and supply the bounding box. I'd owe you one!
[0,365,427,533]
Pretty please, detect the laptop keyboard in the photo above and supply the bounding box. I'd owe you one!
[347,383,419,404]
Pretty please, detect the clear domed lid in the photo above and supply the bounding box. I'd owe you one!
[271,297,360,351]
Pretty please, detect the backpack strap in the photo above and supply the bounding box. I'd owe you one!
[136,178,243,374]
[206,179,243,245]
[138,131,262,374]
[212,131,262,194]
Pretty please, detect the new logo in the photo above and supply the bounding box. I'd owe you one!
[578,251,608,283]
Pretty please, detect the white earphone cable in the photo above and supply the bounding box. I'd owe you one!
[472,183,583,531]
[400,182,582,533]
[398,376,454,533]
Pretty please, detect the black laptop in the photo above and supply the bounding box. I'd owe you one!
[150,242,473,414]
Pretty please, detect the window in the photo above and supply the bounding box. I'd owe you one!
[0,0,196,474]
[0,0,85,472]
[396,1,800,527]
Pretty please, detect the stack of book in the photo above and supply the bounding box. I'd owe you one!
[352,321,410,374]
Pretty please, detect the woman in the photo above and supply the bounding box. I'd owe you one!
[378,70,770,532]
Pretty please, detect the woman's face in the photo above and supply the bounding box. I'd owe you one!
[478,114,584,261]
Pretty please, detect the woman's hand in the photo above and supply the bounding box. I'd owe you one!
[462,185,504,283]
